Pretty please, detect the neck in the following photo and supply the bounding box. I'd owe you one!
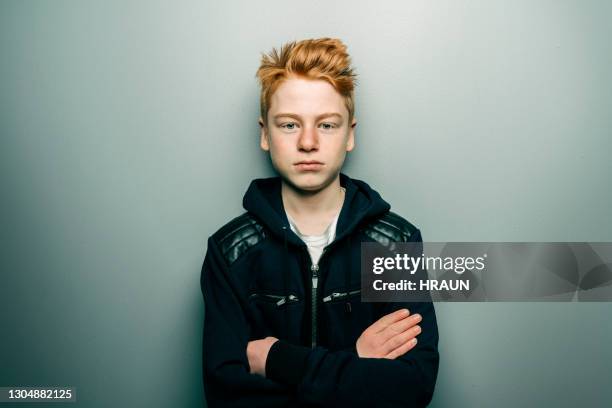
[281,174,345,232]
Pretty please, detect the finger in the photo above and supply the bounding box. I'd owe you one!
[384,337,418,360]
[381,324,421,354]
[380,313,422,341]
[369,309,411,333]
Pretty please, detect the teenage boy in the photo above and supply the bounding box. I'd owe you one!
[201,38,439,407]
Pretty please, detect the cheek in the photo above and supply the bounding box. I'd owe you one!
[325,138,349,155]
[270,138,292,154]
[268,138,295,165]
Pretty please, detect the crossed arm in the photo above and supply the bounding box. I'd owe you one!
[247,308,423,376]
[202,236,439,407]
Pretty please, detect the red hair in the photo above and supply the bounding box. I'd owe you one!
[256,38,357,125]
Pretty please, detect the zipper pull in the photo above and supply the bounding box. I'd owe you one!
[311,264,319,289]
[276,294,299,307]
[322,290,361,303]
[322,292,344,302]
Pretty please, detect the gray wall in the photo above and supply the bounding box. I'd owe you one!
[1,1,611,407]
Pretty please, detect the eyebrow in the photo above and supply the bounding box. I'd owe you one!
[273,112,343,121]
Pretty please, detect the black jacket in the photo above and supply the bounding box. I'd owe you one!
[201,173,439,407]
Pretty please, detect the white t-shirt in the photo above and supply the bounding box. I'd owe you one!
[287,211,340,266]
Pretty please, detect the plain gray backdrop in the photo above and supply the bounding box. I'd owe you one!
[1,1,611,407]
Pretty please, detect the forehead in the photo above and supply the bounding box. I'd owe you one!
[269,77,346,117]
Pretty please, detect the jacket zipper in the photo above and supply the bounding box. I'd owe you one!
[310,263,319,348]
[306,236,346,348]
[249,293,299,307]
[322,289,361,303]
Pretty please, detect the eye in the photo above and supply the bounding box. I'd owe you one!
[319,122,337,130]
[280,122,299,131]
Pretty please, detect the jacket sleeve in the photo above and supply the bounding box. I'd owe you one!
[265,229,439,407]
[201,236,294,407]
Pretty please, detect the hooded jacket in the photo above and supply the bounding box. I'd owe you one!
[201,173,439,407]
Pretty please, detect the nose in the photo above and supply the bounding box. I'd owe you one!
[297,125,319,151]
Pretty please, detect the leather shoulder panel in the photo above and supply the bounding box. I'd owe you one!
[363,211,419,247]
[213,213,265,266]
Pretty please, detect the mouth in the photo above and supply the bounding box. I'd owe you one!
[294,161,324,171]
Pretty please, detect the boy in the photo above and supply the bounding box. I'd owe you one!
[200,38,439,407]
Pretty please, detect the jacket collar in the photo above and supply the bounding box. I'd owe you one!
[242,172,390,247]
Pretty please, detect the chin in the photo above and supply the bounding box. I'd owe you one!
[283,171,337,193]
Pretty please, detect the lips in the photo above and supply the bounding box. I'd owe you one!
[295,161,323,171]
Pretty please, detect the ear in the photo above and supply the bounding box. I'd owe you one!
[346,118,356,152]
[259,117,270,151]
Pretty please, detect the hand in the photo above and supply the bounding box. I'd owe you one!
[247,336,279,377]
[356,308,422,359]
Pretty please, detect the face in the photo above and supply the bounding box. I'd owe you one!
[260,76,355,193]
